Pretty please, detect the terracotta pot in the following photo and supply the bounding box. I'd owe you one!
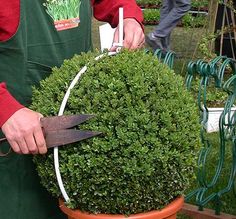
[54,17,80,31]
[59,196,184,219]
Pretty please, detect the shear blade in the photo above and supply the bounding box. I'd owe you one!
[41,114,95,131]
[45,129,101,148]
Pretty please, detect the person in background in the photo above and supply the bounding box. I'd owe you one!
[0,1,144,219]
[145,0,191,53]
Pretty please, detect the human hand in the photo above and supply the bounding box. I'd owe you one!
[1,108,47,154]
[110,18,144,51]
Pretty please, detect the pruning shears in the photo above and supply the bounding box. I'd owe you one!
[0,114,101,155]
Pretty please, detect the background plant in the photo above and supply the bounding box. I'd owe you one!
[143,9,160,23]
[136,0,209,8]
[31,50,201,215]
[198,33,218,60]
[136,0,161,7]
[191,0,209,9]
[182,13,207,28]
[44,0,81,21]
[143,9,207,27]
[189,77,229,107]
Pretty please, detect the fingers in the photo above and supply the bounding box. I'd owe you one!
[24,134,39,154]
[16,138,29,154]
[1,108,47,155]
[123,28,145,50]
[5,126,47,155]
[123,19,144,49]
[110,18,145,51]
[8,140,21,154]
[34,113,47,154]
[7,135,31,154]
[33,126,47,154]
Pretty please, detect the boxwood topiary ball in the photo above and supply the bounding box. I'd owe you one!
[31,50,200,215]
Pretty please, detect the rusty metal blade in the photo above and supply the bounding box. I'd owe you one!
[45,129,102,148]
[41,114,95,131]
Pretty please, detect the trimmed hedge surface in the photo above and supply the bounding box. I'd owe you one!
[31,50,200,215]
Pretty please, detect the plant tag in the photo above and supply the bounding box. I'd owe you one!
[99,23,115,52]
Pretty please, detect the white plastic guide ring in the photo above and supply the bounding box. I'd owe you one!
[112,7,124,49]
[53,52,118,203]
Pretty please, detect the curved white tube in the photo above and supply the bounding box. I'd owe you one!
[54,51,118,203]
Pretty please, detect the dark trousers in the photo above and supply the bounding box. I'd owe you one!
[153,0,191,49]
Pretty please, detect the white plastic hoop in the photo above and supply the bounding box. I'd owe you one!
[54,51,117,203]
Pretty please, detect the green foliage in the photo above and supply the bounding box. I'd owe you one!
[43,0,81,21]
[136,0,161,6]
[191,0,209,9]
[136,0,208,8]
[143,9,206,28]
[189,77,229,107]
[143,9,160,23]
[31,50,201,215]
[198,33,218,61]
[182,13,207,28]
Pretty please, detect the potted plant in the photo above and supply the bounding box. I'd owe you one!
[188,76,230,133]
[186,54,236,133]
[31,50,201,219]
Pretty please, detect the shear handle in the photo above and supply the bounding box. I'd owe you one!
[0,137,11,157]
[0,137,7,143]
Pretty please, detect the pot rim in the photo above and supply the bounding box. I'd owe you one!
[59,196,184,219]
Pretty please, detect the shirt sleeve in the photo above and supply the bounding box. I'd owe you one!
[0,0,20,41]
[91,0,143,28]
[0,83,24,127]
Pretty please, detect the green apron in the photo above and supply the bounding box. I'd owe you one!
[0,0,92,218]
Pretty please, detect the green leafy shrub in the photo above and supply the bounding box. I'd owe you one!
[143,9,206,27]
[31,50,201,215]
[182,13,207,28]
[189,77,229,107]
[191,0,209,9]
[143,9,160,23]
[136,0,161,7]
[136,0,208,9]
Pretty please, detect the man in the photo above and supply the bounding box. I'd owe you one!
[146,0,191,52]
[0,1,144,218]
